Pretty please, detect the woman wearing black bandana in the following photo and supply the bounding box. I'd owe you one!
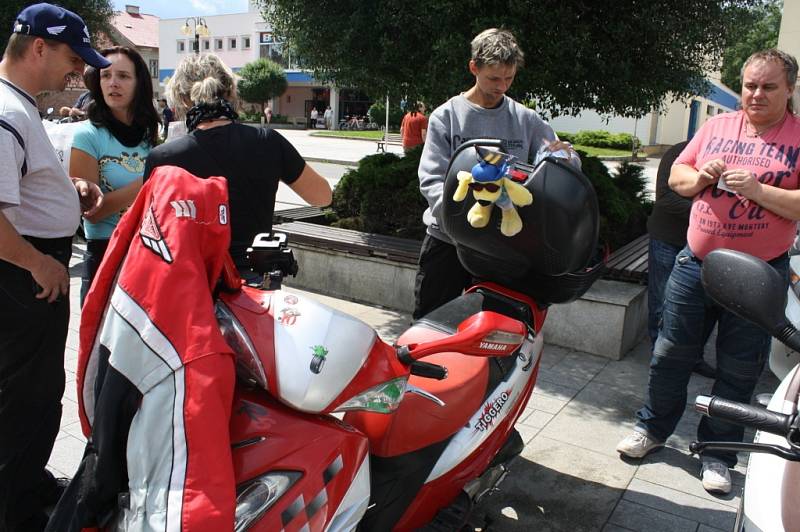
[142,53,332,281]
[70,46,160,306]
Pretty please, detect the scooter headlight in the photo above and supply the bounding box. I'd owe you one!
[334,377,408,413]
[215,302,268,390]
[234,471,301,532]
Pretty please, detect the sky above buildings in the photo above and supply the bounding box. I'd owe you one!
[113,0,250,20]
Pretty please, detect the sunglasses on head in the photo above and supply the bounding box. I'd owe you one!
[468,182,501,192]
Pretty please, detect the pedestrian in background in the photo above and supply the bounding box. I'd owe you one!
[617,48,800,496]
[400,101,428,153]
[0,4,106,530]
[323,105,332,129]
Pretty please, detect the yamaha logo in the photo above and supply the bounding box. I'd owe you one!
[479,341,506,351]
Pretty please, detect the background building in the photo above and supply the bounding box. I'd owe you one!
[108,5,160,98]
[157,1,348,126]
[778,0,800,108]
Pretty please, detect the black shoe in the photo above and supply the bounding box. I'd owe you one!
[693,360,716,379]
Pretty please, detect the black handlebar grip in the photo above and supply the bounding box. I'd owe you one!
[409,361,448,380]
[696,395,793,437]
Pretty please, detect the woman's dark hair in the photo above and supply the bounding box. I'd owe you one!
[84,46,160,145]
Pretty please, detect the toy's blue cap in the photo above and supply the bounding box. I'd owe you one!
[13,3,111,69]
[471,161,502,183]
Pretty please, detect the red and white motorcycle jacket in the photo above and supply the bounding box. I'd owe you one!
[51,165,236,532]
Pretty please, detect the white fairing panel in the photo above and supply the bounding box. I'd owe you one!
[425,332,543,482]
[770,257,800,379]
[326,454,371,532]
[271,290,377,413]
[741,364,798,532]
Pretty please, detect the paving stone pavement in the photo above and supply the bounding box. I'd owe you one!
[49,240,779,531]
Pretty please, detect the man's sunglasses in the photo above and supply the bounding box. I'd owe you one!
[468,182,501,192]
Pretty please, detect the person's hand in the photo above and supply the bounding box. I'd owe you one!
[697,159,725,183]
[30,252,68,302]
[547,139,576,157]
[72,178,103,217]
[721,168,762,200]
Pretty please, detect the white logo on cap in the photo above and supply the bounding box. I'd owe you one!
[46,25,67,35]
[83,26,89,38]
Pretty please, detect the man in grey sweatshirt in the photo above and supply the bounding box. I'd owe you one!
[414,28,580,319]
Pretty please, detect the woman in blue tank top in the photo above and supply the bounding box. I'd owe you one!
[69,46,160,305]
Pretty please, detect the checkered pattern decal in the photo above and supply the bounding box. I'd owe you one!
[281,455,344,530]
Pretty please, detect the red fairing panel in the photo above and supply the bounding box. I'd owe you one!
[231,389,370,532]
[327,338,409,413]
[345,325,489,457]
[219,288,279,392]
[394,358,541,531]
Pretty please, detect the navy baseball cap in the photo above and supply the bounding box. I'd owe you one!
[12,3,111,69]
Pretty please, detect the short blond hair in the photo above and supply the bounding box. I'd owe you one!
[166,53,239,117]
[2,33,59,62]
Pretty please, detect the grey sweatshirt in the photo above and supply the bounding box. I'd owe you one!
[418,94,576,243]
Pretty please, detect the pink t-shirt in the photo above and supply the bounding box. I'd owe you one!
[674,111,800,260]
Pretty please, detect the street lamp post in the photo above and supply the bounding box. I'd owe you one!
[181,17,210,55]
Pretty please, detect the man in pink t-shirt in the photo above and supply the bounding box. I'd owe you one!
[617,49,800,495]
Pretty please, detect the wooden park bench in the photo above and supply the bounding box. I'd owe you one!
[603,233,649,283]
[272,207,650,283]
[273,206,327,225]
[271,220,422,265]
[376,133,403,152]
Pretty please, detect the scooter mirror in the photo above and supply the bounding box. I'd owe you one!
[403,310,526,361]
[701,249,800,352]
[46,107,54,115]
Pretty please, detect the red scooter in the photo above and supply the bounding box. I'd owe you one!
[222,139,604,531]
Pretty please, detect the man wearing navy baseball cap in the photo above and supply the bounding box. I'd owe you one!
[12,3,110,70]
[0,3,106,531]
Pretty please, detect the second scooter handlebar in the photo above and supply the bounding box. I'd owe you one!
[695,394,794,438]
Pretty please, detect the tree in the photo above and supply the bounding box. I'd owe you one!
[720,0,782,91]
[0,0,114,53]
[257,0,759,117]
[237,58,288,111]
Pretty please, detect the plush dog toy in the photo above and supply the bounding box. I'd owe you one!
[452,149,533,236]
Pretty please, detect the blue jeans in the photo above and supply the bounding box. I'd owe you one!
[647,238,683,350]
[636,246,788,467]
[648,237,715,355]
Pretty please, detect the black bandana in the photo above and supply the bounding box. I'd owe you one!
[105,116,146,148]
[185,99,239,131]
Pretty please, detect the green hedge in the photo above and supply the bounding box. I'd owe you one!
[556,130,639,150]
[328,147,651,251]
[367,101,405,129]
[330,145,427,239]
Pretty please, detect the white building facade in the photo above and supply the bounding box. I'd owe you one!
[158,2,342,125]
